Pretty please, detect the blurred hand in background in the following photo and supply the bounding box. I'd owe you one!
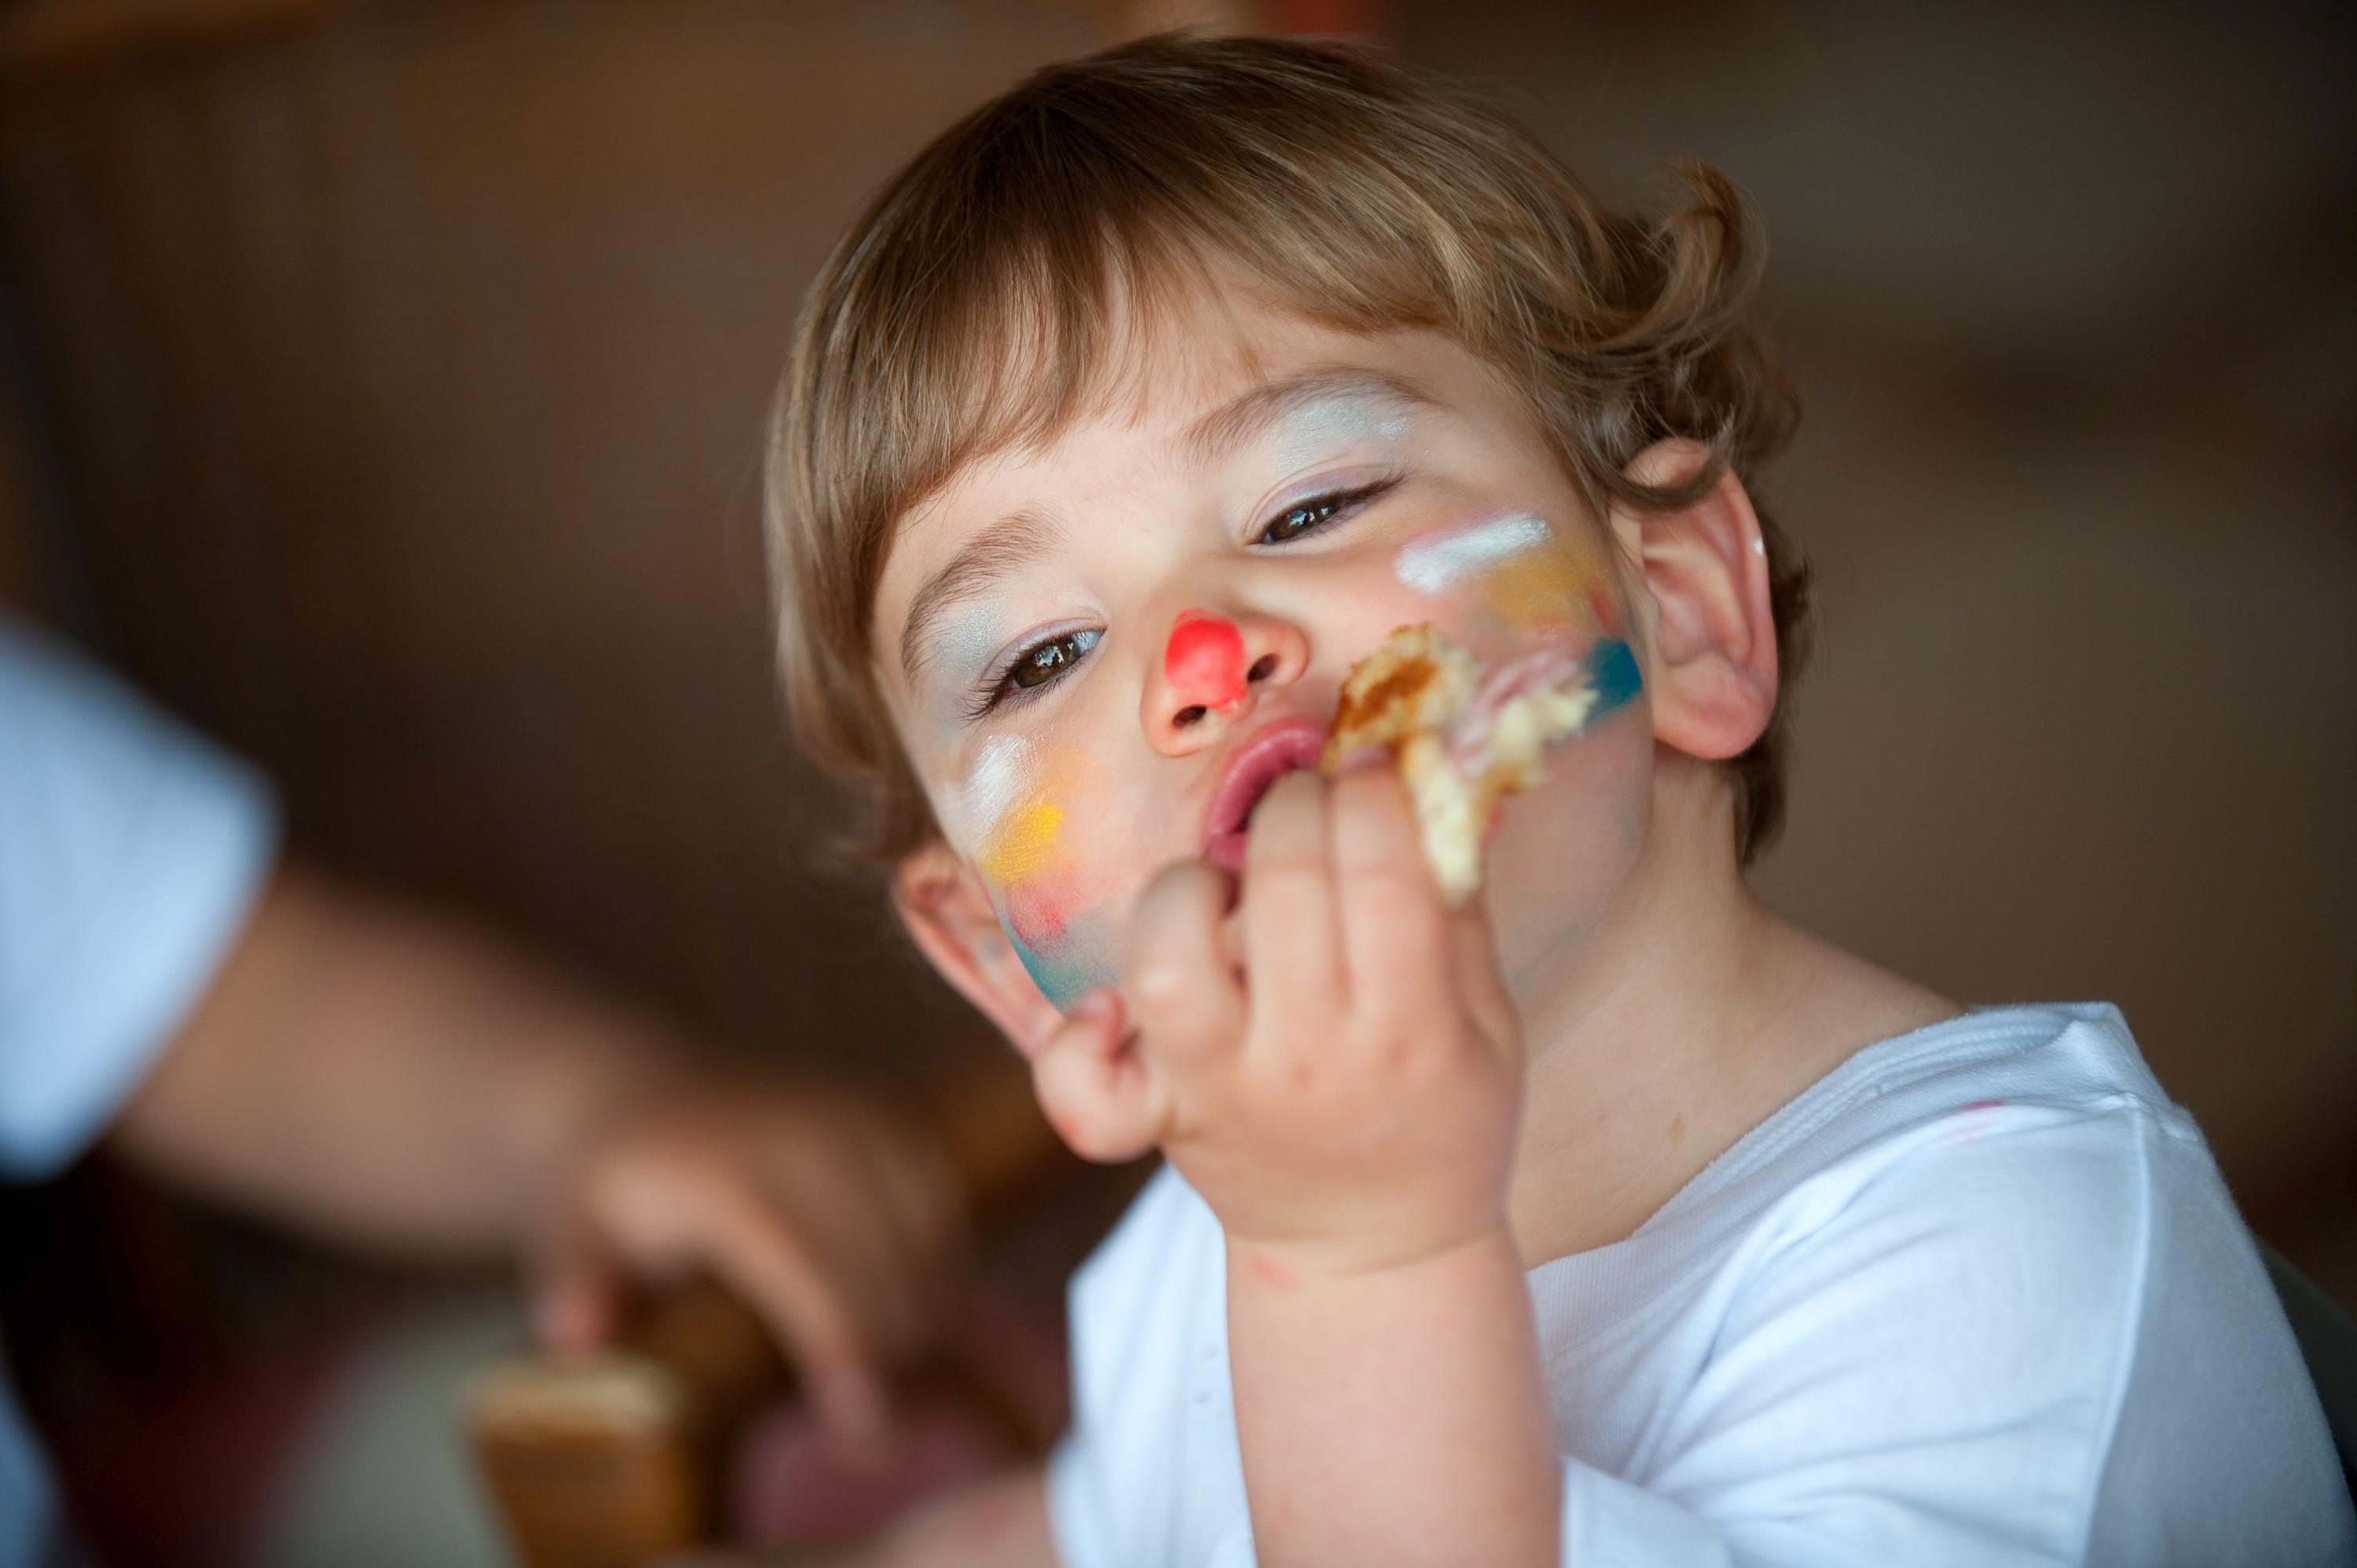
[112,859,966,1451]
[533,1064,964,1441]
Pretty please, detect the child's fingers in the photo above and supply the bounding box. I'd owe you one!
[1327,763,1450,1013]
[1029,989,1167,1162]
[1241,771,1341,1018]
[1448,894,1521,1060]
[1126,859,1244,1059]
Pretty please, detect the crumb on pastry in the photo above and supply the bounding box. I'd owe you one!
[1322,623,1603,904]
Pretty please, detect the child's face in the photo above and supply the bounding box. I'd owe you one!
[873,291,1655,1012]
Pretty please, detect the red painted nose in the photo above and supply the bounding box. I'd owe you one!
[1164,612,1248,712]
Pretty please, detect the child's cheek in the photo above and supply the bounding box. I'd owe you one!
[1485,710,1654,974]
[1391,508,1624,650]
[942,735,1125,1010]
[1385,508,1644,720]
[999,891,1120,1011]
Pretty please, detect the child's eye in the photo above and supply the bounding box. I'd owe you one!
[1011,629,1094,690]
[1255,478,1397,546]
[972,627,1102,716]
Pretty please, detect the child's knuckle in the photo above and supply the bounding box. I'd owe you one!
[1130,954,1197,1013]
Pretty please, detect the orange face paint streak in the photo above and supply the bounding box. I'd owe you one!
[1480,533,1590,632]
[1164,613,1248,709]
[1396,512,1619,640]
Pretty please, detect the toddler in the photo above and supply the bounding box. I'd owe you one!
[755,32,2352,1567]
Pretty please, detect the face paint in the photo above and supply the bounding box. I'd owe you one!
[952,735,1036,848]
[932,614,1003,687]
[1583,635,1643,719]
[1394,511,1552,593]
[1395,510,1615,639]
[1272,390,1413,472]
[1004,909,1119,1009]
[1164,612,1248,711]
[1395,509,1644,734]
[944,736,1119,1009]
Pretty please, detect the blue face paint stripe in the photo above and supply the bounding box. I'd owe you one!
[1010,925,1113,1012]
[1585,637,1642,715]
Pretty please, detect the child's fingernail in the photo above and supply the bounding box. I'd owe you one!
[1070,988,1115,1022]
[1335,743,1391,773]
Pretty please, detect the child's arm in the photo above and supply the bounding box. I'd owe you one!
[1031,768,1560,1566]
[1225,1229,1556,1565]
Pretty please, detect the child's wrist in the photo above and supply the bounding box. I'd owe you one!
[1226,1214,1518,1292]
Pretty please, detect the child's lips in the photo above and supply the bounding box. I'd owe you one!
[1201,716,1329,875]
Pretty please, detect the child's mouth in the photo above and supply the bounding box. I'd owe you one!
[1201,716,1329,875]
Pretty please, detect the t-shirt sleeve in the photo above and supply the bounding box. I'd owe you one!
[0,621,279,1179]
[1556,1099,2349,1566]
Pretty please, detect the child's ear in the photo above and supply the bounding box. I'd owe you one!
[893,839,1065,1056]
[1614,438,1779,762]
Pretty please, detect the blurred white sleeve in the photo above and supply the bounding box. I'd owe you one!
[0,618,277,1179]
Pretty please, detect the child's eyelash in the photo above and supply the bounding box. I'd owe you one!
[1255,476,1400,547]
[962,477,1402,720]
[966,626,1102,719]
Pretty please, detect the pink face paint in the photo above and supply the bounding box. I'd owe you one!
[1164,612,1248,710]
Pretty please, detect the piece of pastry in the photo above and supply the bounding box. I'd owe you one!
[1322,623,1604,904]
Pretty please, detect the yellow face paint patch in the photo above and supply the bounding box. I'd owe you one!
[978,799,1063,885]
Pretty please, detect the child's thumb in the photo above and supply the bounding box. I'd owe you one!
[1030,989,1164,1163]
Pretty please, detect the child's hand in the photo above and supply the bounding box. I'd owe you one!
[1028,764,1523,1280]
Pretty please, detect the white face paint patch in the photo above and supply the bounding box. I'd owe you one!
[933,614,1002,683]
[1273,391,1413,472]
[948,733,1035,848]
[1394,511,1553,595]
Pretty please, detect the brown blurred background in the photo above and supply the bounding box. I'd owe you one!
[0,0,2349,1560]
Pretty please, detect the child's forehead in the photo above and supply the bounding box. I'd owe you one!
[898,300,1442,546]
[872,309,1444,654]
[1010,291,1378,457]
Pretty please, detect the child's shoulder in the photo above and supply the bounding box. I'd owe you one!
[1692,1001,2187,1201]
[1653,1002,2204,1275]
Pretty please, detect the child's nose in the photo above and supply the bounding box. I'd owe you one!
[1143,609,1310,753]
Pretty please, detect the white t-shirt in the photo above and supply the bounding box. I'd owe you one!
[1,620,279,1568]
[1047,1004,2355,1566]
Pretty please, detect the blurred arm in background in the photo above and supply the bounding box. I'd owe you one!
[108,858,965,1442]
[1,614,961,1455]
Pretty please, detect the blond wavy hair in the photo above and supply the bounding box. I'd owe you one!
[767,31,1811,865]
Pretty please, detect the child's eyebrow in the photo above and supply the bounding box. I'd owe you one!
[900,506,1069,689]
[1181,368,1436,463]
